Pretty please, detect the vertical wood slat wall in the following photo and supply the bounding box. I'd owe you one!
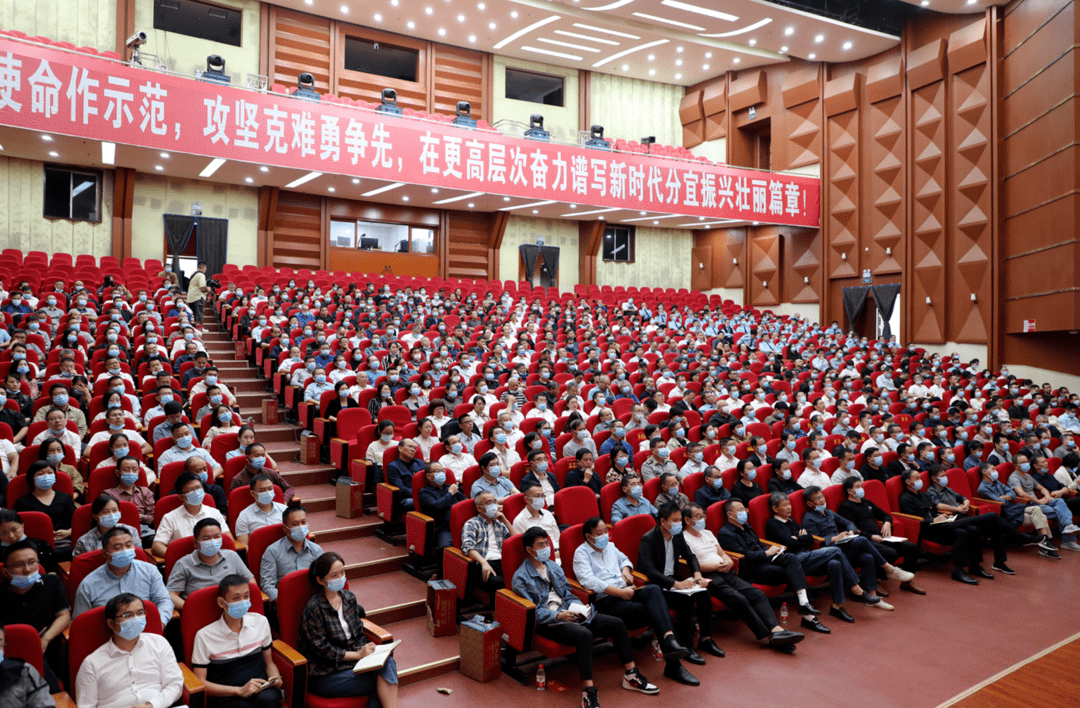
[272,191,323,270]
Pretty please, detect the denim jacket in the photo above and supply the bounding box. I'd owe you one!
[511,558,584,625]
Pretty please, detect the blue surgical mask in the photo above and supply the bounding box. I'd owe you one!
[668,521,683,535]
[692,518,706,531]
[326,575,346,592]
[251,457,266,470]
[592,533,609,550]
[913,480,924,491]
[117,615,146,640]
[99,512,121,528]
[814,503,827,513]
[199,538,223,556]
[256,490,274,506]
[534,546,551,563]
[226,600,251,619]
[630,486,643,499]
[1019,462,1031,472]
[177,435,193,449]
[735,510,749,525]
[120,471,139,486]
[35,474,56,490]
[186,488,206,506]
[289,525,309,542]
[8,572,39,590]
[109,548,136,568]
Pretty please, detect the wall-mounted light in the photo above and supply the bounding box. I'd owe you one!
[698,262,704,269]
[732,258,738,265]
[885,247,892,256]
[841,253,847,260]
[970,293,977,302]
[803,276,809,284]
[925,296,932,305]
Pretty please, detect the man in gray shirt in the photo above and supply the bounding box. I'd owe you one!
[166,518,252,611]
[260,505,323,602]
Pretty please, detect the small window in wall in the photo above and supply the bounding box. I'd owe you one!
[153,0,243,48]
[602,225,634,263]
[43,167,101,222]
[332,219,436,254]
[344,37,418,82]
[505,67,564,107]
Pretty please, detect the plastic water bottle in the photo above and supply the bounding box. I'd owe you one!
[536,663,546,690]
[780,602,789,625]
[650,638,663,661]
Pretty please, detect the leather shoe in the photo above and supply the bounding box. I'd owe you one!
[875,587,889,598]
[800,616,831,634]
[829,606,855,623]
[971,567,995,580]
[768,630,805,647]
[683,648,706,665]
[698,638,725,658]
[951,569,979,585]
[771,642,798,654]
[660,634,690,660]
[900,581,926,595]
[796,602,821,616]
[663,663,700,686]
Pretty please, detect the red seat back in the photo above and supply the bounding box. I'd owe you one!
[248,523,286,579]
[611,513,655,567]
[3,624,44,676]
[553,486,600,527]
[67,602,165,702]
[180,582,264,662]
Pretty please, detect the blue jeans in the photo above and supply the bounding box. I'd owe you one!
[309,657,399,708]
[795,546,859,605]
[1034,499,1075,543]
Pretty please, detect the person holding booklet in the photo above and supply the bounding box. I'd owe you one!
[836,477,926,594]
[298,552,400,708]
[191,574,283,708]
[512,527,659,708]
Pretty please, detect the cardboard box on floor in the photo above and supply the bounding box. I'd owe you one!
[459,616,501,682]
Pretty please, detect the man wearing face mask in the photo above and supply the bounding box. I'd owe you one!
[190,367,237,408]
[167,518,252,611]
[641,437,678,482]
[975,463,1059,557]
[158,424,223,480]
[520,449,560,507]
[418,462,465,555]
[0,541,70,692]
[152,471,229,558]
[75,594,183,708]
[234,475,287,546]
[1009,453,1080,552]
[385,439,424,514]
[836,478,926,591]
[192,574,283,708]
[694,466,731,508]
[31,383,87,438]
[72,526,173,625]
[512,480,563,554]
[460,491,513,596]
[259,506,322,604]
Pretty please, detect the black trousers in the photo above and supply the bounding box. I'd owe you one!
[191,297,205,324]
[661,586,713,647]
[874,539,921,574]
[534,613,634,682]
[922,518,984,568]
[594,584,674,637]
[211,688,282,708]
[476,559,504,598]
[702,570,776,640]
[743,553,808,593]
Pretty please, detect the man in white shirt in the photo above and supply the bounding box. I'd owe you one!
[151,471,229,557]
[525,393,557,427]
[511,481,561,556]
[75,593,184,708]
[157,424,223,478]
[797,449,832,489]
[437,435,477,477]
[234,475,287,545]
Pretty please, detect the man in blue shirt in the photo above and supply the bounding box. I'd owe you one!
[385,439,424,512]
[610,475,657,524]
[694,466,730,509]
[72,526,173,627]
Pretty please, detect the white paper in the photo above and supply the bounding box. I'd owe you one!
[882,536,908,543]
[353,640,401,673]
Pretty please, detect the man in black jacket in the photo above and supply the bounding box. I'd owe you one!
[638,503,722,666]
[417,462,466,553]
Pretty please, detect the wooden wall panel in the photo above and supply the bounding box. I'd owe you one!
[784,229,823,303]
[825,105,859,280]
[446,211,494,280]
[702,79,727,142]
[334,25,428,111]
[749,227,781,307]
[272,191,323,270]
[271,8,332,94]
[908,78,947,343]
[691,246,712,291]
[431,45,486,118]
[866,95,905,275]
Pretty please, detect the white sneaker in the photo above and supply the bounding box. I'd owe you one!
[1062,524,1080,535]
[870,599,895,611]
[887,567,915,583]
[1062,541,1080,552]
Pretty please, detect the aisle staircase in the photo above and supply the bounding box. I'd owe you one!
[201,311,461,685]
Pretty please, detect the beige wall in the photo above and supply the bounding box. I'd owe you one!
[690,139,726,164]
[500,215,579,291]
[596,226,691,290]
[130,174,258,267]
[1,0,115,53]
[135,0,261,81]
[0,156,113,257]
[590,73,684,148]
[492,58,579,145]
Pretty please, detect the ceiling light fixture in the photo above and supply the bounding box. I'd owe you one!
[260,166,269,172]
[245,177,253,183]
[199,158,227,177]
[494,15,560,49]
[573,23,639,39]
[501,199,557,211]
[401,196,409,201]
[814,34,824,42]
[580,0,635,10]
[457,14,465,21]
[562,206,620,217]
[523,46,583,61]
[284,171,323,188]
[538,37,600,52]
[328,187,335,192]
[659,0,738,22]
[808,53,816,59]
[702,64,709,70]
[733,57,740,64]
[374,13,381,21]
[780,46,788,52]
[533,210,539,214]
[748,38,756,45]
[477,1,484,7]
[340,4,347,13]
[488,21,496,29]
[438,27,446,36]
[101,142,116,165]
[407,20,415,29]
[425,6,433,14]
[41,135,52,141]
[554,30,619,45]
[843,41,852,50]
[699,18,771,38]
[511,10,518,18]
[361,182,405,197]
[154,165,163,171]
[431,188,439,193]
[649,69,656,75]
[675,59,682,65]
[352,178,360,184]
[784,26,794,36]
[676,46,684,53]
[467,203,475,207]
[434,191,486,204]
[705,51,712,58]
[592,38,668,68]
[675,73,681,79]
[469,35,476,43]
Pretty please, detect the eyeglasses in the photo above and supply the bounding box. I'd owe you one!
[5,559,38,572]
[115,609,147,621]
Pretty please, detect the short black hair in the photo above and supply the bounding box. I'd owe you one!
[582,516,604,535]
[217,573,250,598]
[104,593,142,622]
[193,517,222,538]
[522,526,549,548]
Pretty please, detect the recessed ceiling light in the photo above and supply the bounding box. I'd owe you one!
[160,152,169,158]
[532,209,539,214]
[639,211,646,215]
[431,188,439,193]
[647,54,655,60]
[374,13,381,21]
[457,14,465,21]
[469,35,476,42]
[407,20,415,28]
[571,205,577,209]
[438,27,446,36]
[748,39,756,45]
[653,220,659,225]
[340,5,347,13]
[503,197,510,201]
[511,10,518,17]
[477,2,484,8]
[391,0,398,4]
[489,21,496,29]
[154,165,163,170]
[675,73,681,79]
[784,26,794,36]
[967,0,976,4]
[305,0,312,4]
[328,187,335,192]
[245,177,253,183]
[808,53,816,59]
[814,34,824,43]
[425,6,433,14]
[702,64,709,70]
[843,41,852,50]
[260,166,269,172]
[352,178,360,184]
[675,59,682,66]
[622,63,629,70]
[402,196,409,201]
[780,46,788,52]
[41,135,52,141]
[676,46,684,53]
[48,151,58,157]
[705,52,712,58]
[733,57,740,64]
[200,158,227,177]
[467,202,475,207]
[648,68,656,75]
[920,0,929,4]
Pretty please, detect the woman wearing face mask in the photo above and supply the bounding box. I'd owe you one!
[368,383,394,420]
[203,404,240,443]
[36,438,84,502]
[299,552,400,708]
[90,391,137,425]
[730,459,765,506]
[0,508,59,573]
[72,495,140,557]
[412,418,439,464]
[767,459,801,495]
[402,381,428,419]
[324,381,359,426]
[15,461,77,554]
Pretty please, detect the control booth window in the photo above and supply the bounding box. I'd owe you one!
[331,219,435,254]
[153,0,243,47]
[505,67,564,107]
[43,167,102,222]
[602,225,634,263]
[344,37,418,82]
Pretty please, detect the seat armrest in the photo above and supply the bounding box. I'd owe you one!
[180,662,205,695]
[362,620,394,644]
[630,570,648,587]
[271,639,307,708]
[51,692,76,708]
[495,588,536,653]
[405,511,434,557]
[567,579,595,604]
[443,546,475,602]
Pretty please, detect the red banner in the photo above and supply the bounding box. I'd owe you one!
[0,38,820,226]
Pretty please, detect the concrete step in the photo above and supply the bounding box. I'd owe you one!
[290,484,336,513]
[346,572,428,626]
[277,461,335,487]
[223,377,269,393]
[249,423,296,444]
[213,360,252,370]
[383,616,460,686]
[318,535,409,578]
[235,391,278,409]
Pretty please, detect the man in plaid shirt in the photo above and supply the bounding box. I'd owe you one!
[461,490,513,598]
